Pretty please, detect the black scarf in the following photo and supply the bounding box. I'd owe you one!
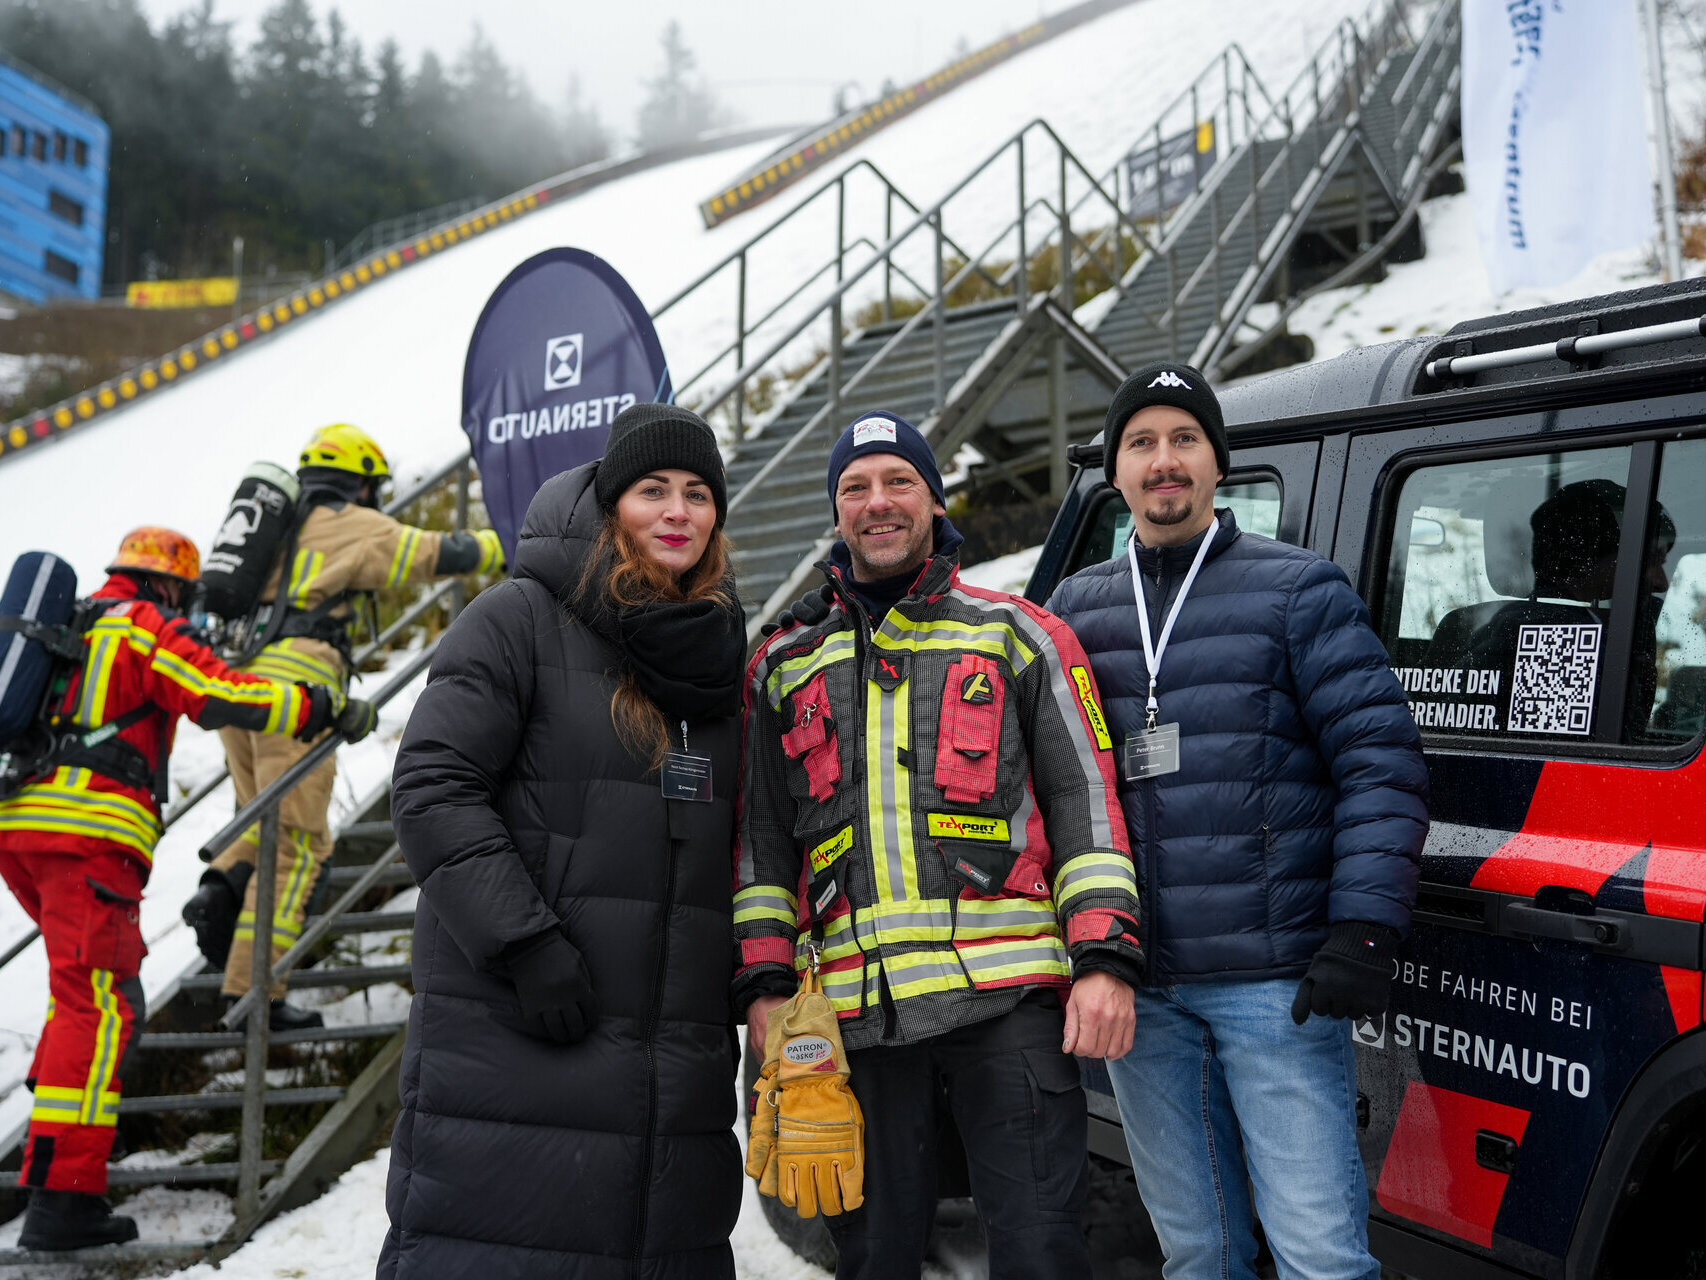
[573,558,746,723]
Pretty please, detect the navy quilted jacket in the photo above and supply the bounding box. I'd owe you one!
[1046,509,1428,984]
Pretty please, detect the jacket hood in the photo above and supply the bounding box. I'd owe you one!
[513,461,605,598]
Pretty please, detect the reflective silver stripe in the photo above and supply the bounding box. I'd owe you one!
[766,635,857,708]
[875,678,909,903]
[0,553,59,696]
[1054,852,1136,900]
[872,612,1037,671]
[959,941,1071,975]
[953,902,1060,935]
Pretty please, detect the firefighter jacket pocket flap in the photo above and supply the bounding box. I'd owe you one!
[935,656,1004,803]
[81,875,145,974]
[781,672,841,802]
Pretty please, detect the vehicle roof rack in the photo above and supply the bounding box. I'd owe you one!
[1424,312,1706,381]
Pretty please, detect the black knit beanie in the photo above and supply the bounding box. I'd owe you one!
[1102,361,1230,488]
[594,402,728,525]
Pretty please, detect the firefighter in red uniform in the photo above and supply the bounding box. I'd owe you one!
[0,528,374,1252]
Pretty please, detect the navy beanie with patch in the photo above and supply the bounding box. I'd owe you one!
[826,411,944,522]
[1102,361,1230,487]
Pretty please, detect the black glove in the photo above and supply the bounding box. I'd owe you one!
[505,927,598,1044]
[295,685,335,741]
[335,697,378,743]
[1291,922,1400,1025]
[759,584,835,636]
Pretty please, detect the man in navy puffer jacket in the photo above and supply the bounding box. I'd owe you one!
[1047,361,1428,1280]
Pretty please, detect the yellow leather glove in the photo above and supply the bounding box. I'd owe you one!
[745,1053,780,1197]
[770,970,865,1217]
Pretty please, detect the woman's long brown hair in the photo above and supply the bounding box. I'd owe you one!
[580,512,734,771]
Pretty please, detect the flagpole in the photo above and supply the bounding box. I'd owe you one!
[1642,0,1685,280]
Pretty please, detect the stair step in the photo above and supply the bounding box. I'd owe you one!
[177,962,411,993]
[326,864,413,889]
[0,1241,217,1265]
[119,1086,345,1114]
[135,1021,406,1052]
[106,1159,282,1187]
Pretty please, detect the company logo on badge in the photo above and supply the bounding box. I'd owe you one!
[782,1035,835,1068]
[851,416,897,447]
[1351,1012,1386,1049]
[544,333,584,391]
[1148,370,1191,390]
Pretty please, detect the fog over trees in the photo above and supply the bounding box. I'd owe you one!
[0,0,729,287]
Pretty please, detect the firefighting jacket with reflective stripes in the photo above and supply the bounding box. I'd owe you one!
[0,575,313,867]
[734,550,1142,1050]
[245,502,449,691]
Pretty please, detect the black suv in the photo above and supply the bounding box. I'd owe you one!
[1023,278,1706,1280]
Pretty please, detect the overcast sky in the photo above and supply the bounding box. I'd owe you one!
[134,0,1067,143]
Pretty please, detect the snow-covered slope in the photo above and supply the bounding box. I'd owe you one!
[0,0,1366,587]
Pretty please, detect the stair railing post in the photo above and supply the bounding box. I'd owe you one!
[1048,333,1068,501]
[447,459,470,621]
[829,300,843,422]
[235,802,279,1224]
[1191,84,1203,200]
[1223,51,1234,148]
[1016,136,1028,311]
[1057,144,1072,305]
[883,188,894,322]
[1166,245,1181,359]
[932,212,946,409]
[733,252,748,438]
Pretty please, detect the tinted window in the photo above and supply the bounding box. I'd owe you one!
[1376,443,1705,746]
[1641,438,1706,746]
[48,190,83,226]
[42,249,79,284]
[31,132,45,161]
[1060,476,1283,580]
[11,126,24,158]
[52,131,66,162]
[73,137,88,167]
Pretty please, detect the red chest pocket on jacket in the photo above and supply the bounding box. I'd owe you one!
[935,656,1004,803]
[781,671,842,801]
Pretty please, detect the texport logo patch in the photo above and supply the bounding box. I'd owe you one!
[1070,666,1112,750]
[927,813,1010,842]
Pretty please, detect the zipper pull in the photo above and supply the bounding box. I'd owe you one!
[680,719,689,752]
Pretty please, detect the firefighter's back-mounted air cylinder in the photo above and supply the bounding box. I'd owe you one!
[199,462,300,622]
[0,551,78,746]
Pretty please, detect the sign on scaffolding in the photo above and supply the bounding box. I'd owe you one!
[125,277,238,308]
[1126,121,1216,220]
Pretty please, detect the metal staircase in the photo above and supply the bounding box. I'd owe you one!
[644,0,1461,632]
[0,459,474,1267]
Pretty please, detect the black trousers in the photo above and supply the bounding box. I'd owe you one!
[825,991,1092,1280]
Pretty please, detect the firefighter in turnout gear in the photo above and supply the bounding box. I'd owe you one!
[0,527,357,1251]
[737,413,1144,1278]
[183,424,502,1031]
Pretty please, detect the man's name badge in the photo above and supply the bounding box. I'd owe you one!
[1120,724,1181,782]
[661,751,714,802]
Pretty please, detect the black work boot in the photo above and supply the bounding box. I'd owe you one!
[181,864,250,969]
[222,995,324,1032]
[18,1189,139,1251]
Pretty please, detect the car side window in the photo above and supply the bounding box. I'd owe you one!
[1377,442,1705,749]
[1643,438,1706,746]
[1061,476,1282,580]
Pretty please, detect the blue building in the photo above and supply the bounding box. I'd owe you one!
[0,51,108,303]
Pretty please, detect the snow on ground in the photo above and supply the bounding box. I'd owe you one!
[957,544,1045,596]
[0,0,1367,589]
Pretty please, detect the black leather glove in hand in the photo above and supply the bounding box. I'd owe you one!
[760,584,835,636]
[1291,922,1400,1025]
[295,685,335,741]
[335,697,378,743]
[506,928,598,1044]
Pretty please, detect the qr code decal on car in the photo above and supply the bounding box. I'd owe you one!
[1509,623,1600,734]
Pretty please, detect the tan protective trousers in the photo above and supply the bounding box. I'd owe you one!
[211,726,337,999]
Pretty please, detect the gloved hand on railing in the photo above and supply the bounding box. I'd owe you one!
[334,697,379,743]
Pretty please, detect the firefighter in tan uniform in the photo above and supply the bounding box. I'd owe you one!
[183,425,503,1029]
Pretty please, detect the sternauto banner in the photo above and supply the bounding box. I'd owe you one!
[462,248,672,555]
[1461,0,1651,293]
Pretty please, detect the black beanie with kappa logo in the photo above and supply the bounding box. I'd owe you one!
[1102,361,1230,487]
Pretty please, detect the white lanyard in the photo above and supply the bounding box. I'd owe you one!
[1126,522,1216,728]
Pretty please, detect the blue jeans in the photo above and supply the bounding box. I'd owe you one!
[1104,978,1378,1280]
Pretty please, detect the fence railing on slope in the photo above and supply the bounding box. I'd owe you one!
[1199,0,1460,377]
[655,41,1288,449]
[329,197,491,274]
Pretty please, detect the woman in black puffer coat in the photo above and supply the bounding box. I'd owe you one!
[377,405,747,1279]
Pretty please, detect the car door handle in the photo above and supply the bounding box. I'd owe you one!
[1499,901,1629,952]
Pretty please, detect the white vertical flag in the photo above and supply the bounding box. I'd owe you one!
[1462,0,1653,293]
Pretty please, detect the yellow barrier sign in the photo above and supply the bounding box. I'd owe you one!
[126,278,238,309]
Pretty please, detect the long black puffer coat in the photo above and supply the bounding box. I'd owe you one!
[378,463,742,1279]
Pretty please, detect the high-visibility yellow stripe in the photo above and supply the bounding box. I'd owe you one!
[862,898,952,943]
[75,625,121,724]
[0,782,160,858]
[952,897,1060,940]
[893,685,918,900]
[958,938,1071,984]
[32,1084,82,1105]
[816,964,866,1013]
[734,885,797,928]
[287,550,324,609]
[871,614,1036,670]
[474,528,504,575]
[764,635,856,708]
[1054,850,1138,909]
[385,528,422,588]
[881,948,969,999]
[82,970,122,1125]
[246,640,343,688]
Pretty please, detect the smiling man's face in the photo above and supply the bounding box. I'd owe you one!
[1112,404,1222,547]
[834,454,944,582]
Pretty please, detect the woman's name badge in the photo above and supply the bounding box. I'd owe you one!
[1120,724,1180,782]
[661,751,714,802]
